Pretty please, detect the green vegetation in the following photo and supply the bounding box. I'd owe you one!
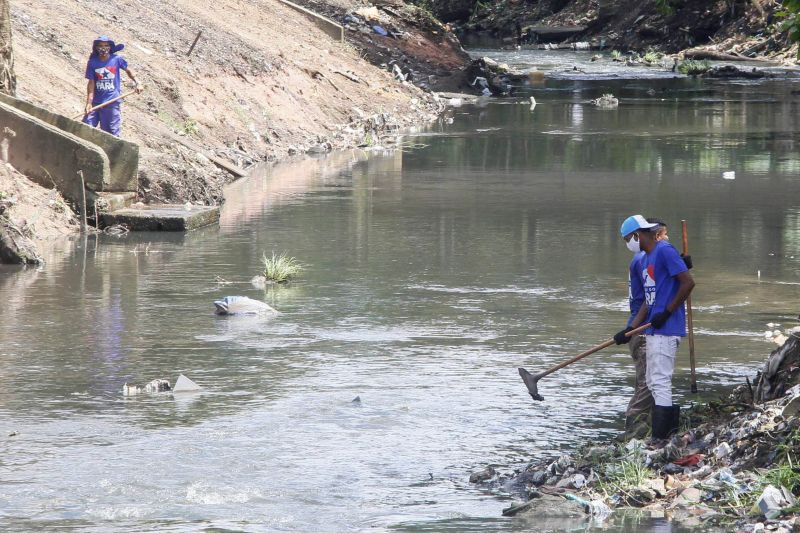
[655,0,676,15]
[677,59,711,75]
[158,111,200,136]
[595,446,654,498]
[261,252,303,283]
[778,0,800,56]
[611,50,622,61]
[643,49,663,64]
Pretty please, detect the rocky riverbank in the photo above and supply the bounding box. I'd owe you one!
[472,329,800,531]
[446,0,799,63]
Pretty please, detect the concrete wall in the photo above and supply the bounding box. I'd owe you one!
[0,101,110,207]
[0,93,138,192]
[277,0,344,42]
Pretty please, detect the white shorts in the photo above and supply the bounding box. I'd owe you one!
[645,335,680,407]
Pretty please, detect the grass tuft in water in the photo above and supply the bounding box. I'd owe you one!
[677,59,711,75]
[643,49,663,64]
[261,252,303,283]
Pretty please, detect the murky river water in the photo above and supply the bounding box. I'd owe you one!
[1,52,800,532]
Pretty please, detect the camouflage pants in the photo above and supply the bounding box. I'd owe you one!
[626,335,654,423]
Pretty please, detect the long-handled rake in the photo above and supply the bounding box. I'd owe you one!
[518,322,652,401]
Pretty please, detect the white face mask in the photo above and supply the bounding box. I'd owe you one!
[626,234,640,253]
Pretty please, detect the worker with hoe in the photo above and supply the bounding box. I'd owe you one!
[82,36,143,136]
[615,215,695,441]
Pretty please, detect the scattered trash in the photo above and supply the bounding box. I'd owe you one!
[723,171,736,180]
[173,374,201,393]
[757,485,789,519]
[590,94,619,108]
[123,379,171,396]
[372,25,388,37]
[351,395,361,405]
[713,442,732,459]
[213,296,277,316]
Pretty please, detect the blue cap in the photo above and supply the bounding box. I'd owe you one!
[620,215,658,238]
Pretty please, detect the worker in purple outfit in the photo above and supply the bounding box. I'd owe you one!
[83,36,143,137]
[616,215,695,441]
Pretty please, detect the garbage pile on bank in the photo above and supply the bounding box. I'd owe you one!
[475,333,800,531]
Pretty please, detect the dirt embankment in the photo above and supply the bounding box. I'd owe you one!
[456,0,799,61]
[1,0,473,262]
[8,0,459,209]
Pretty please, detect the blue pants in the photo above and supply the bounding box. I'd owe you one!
[83,102,122,137]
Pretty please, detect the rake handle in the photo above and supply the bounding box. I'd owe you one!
[73,89,138,120]
[536,322,653,380]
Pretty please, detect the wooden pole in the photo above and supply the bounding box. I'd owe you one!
[682,220,698,393]
[187,31,203,56]
[78,170,87,232]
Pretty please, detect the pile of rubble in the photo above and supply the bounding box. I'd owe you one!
[475,333,800,531]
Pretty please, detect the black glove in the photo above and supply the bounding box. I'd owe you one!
[614,326,634,345]
[651,310,672,329]
[681,254,693,269]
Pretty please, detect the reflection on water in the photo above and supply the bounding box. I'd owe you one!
[1,56,799,531]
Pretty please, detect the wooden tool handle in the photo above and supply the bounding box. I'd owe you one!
[537,322,652,380]
[73,89,138,120]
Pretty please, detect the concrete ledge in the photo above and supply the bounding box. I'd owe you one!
[100,204,220,231]
[0,93,139,192]
[0,101,110,207]
[278,0,343,42]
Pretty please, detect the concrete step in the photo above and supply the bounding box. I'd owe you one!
[100,204,220,231]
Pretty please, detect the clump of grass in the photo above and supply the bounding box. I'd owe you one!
[611,50,623,61]
[643,49,663,64]
[595,445,654,499]
[677,59,711,75]
[261,252,303,283]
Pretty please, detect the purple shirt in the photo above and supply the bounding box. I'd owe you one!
[641,241,688,337]
[85,54,128,105]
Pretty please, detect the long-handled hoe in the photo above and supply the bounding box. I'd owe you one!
[518,322,652,401]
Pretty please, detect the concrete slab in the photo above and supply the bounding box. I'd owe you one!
[100,204,219,231]
[0,93,139,192]
[0,100,110,207]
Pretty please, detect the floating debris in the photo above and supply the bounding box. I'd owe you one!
[213,296,277,315]
[123,379,171,396]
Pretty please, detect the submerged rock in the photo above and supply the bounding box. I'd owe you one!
[469,465,497,483]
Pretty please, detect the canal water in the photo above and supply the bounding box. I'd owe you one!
[1,52,799,532]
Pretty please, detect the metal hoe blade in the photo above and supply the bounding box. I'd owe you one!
[518,368,544,401]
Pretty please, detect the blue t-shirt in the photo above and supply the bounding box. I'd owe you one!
[627,251,645,327]
[85,54,129,105]
[641,241,688,336]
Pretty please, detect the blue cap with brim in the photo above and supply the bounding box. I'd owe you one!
[92,36,125,56]
[620,215,659,238]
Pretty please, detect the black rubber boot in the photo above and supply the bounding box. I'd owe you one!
[670,405,681,436]
[651,405,673,440]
